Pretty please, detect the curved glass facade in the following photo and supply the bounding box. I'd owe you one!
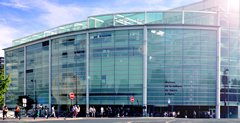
[4,2,240,118]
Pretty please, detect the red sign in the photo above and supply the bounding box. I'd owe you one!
[69,92,75,100]
[130,96,134,103]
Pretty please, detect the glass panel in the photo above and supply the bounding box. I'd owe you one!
[51,34,87,105]
[146,12,182,24]
[26,41,49,105]
[147,28,217,106]
[184,12,217,25]
[114,12,145,26]
[5,48,24,108]
[89,29,143,105]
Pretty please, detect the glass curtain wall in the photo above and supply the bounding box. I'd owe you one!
[219,0,240,118]
[89,30,143,105]
[26,41,49,105]
[147,28,217,106]
[5,48,24,107]
[51,34,86,108]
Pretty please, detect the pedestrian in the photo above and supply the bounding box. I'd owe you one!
[207,111,210,118]
[193,110,196,118]
[15,105,20,119]
[89,106,93,117]
[100,107,104,117]
[92,106,96,117]
[108,107,112,117]
[172,111,176,117]
[51,106,56,117]
[185,111,188,118]
[72,105,76,118]
[177,111,180,118]
[44,106,48,119]
[37,106,40,117]
[33,105,38,119]
[164,112,168,117]
[2,105,8,120]
[76,105,80,117]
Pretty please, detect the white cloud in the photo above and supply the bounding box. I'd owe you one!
[35,1,85,27]
[0,0,30,9]
[0,24,20,57]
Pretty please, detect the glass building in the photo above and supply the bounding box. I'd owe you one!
[3,0,240,118]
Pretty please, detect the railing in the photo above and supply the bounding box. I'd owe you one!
[13,11,217,46]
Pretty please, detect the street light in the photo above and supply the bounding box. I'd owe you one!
[31,80,37,107]
[74,50,80,105]
[73,75,78,105]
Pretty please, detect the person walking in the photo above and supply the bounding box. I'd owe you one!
[89,106,93,117]
[51,106,56,117]
[92,106,96,117]
[72,105,76,118]
[2,105,8,120]
[193,110,197,118]
[15,105,20,120]
[76,105,80,117]
[100,107,104,117]
[44,106,48,119]
[33,105,38,119]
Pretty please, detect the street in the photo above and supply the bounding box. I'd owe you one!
[2,117,240,123]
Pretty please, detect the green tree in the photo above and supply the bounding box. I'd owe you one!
[0,68,11,107]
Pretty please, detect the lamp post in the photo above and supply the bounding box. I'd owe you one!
[74,51,80,105]
[31,80,37,107]
[74,75,78,105]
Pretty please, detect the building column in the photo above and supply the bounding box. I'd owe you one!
[49,40,52,108]
[86,33,89,114]
[24,47,26,95]
[4,51,6,105]
[143,26,148,116]
[238,105,240,118]
[216,27,221,119]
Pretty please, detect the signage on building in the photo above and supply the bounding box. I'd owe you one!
[164,81,182,96]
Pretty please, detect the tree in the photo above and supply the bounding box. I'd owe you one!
[0,68,11,107]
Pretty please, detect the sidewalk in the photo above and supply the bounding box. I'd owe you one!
[0,116,175,122]
[0,110,15,118]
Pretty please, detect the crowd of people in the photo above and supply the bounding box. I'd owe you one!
[1,104,217,120]
[1,104,57,120]
[32,104,56,119]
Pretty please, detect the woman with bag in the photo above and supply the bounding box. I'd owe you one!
[2,105,8,120]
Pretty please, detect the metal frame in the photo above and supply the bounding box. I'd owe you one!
[143,26,148,116]
[24,46,26,95]
[216,8,221,119]
[86,32,89,114]
[12,10,217,46]
[49,39,52,108]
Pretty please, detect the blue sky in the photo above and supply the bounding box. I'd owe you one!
[0,0,200,56]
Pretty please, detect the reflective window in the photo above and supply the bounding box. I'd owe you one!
[5,48,24,107]
[89,30,143,105]
[147,28,217,106]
